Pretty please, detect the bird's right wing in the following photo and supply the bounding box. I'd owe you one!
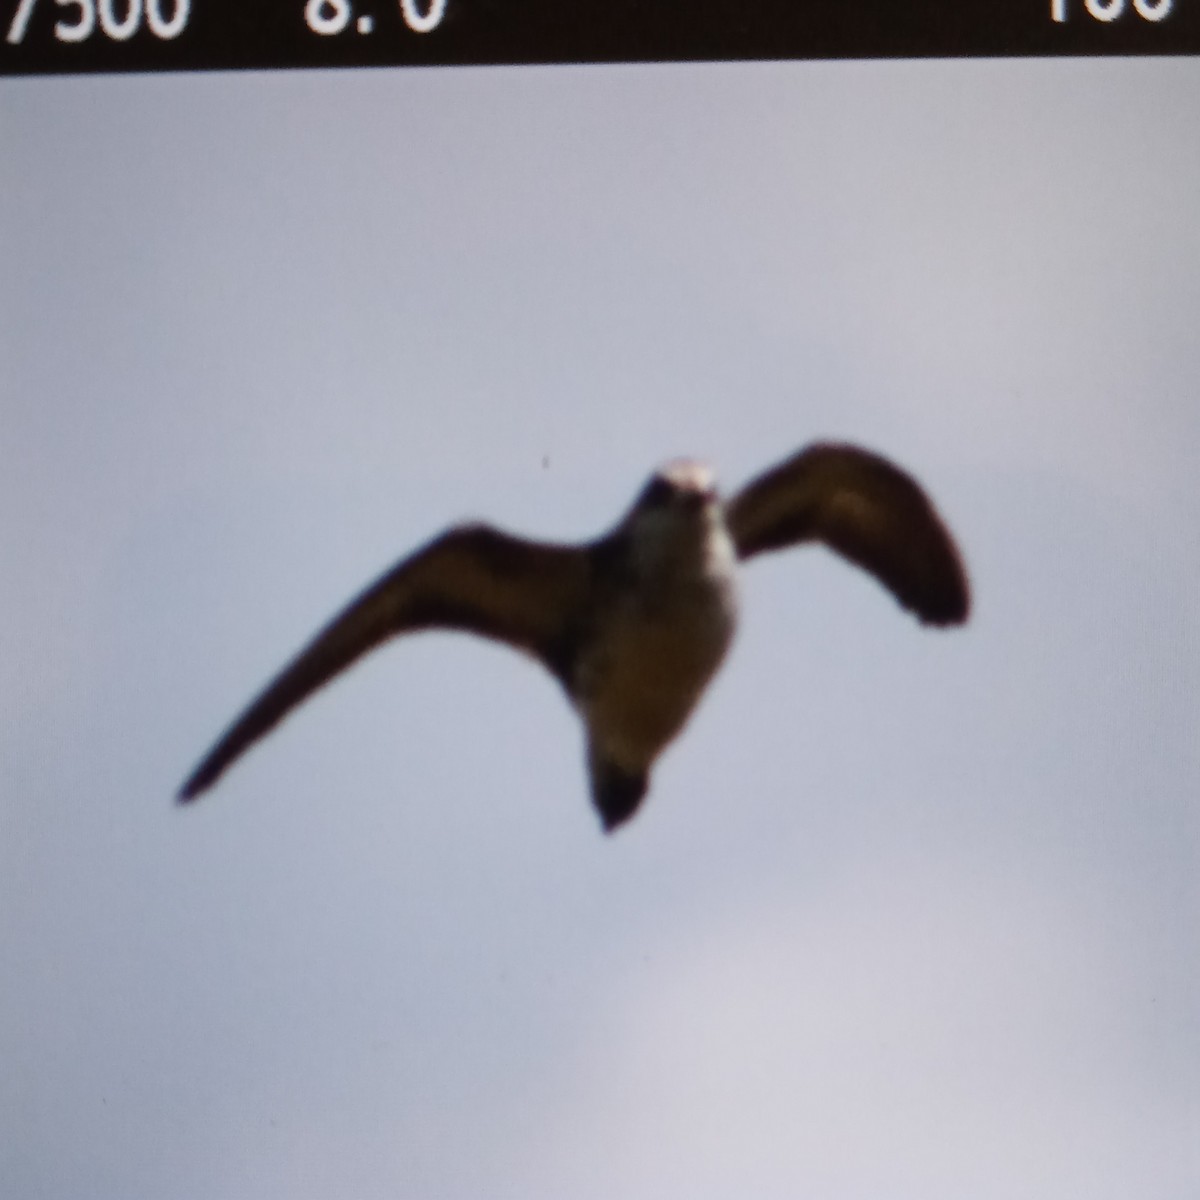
[178,525,591,801]
[727,442,970,625]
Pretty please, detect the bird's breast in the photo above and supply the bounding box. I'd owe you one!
[574,565,738,772]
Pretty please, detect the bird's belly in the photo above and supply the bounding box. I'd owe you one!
[578,591,736,769]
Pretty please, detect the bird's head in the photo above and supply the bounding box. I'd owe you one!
[634,460,720,517]
[620,460,727,573]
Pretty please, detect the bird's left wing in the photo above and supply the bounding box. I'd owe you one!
[178,525,591,802]
[726,442,970,625]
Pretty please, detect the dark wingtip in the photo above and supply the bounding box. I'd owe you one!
[923,552,971,627]
[917,578,970,627]
[176,765,215,805]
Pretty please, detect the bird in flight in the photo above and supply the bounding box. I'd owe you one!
[179,442,969,831]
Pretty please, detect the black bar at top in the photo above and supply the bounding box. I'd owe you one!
[3,0,1197,77]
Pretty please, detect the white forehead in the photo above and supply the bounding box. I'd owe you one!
[657,459,716,492]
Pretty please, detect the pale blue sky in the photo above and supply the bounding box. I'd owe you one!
[2,58,1198,1198]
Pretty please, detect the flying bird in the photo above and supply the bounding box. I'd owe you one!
[179,442,969,831]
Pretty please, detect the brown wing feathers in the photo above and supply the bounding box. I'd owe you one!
[728,443,969,625]
[178,526,589,802]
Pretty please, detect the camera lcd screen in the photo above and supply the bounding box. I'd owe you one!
[3,9,1197,1198]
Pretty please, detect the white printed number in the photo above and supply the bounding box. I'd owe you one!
[1052,0,1171,21]
[399,0,444,33]
[304,0,446,36]
[304,0,351,34]
[6,0,189,43]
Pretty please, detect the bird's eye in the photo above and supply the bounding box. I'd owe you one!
[640,477,676,508]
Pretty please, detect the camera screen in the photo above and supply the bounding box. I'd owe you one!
[3,7,1197,1198]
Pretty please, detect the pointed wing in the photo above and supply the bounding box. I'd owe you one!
[727,442,969,625]
[178,525,591,802]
